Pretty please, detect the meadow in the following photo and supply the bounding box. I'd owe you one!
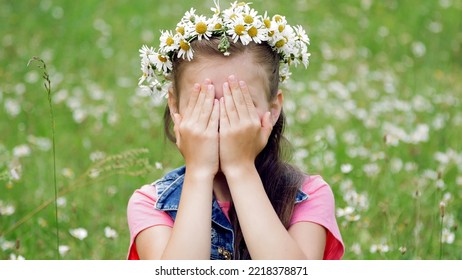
[1,0,461,260]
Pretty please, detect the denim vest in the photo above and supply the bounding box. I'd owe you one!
[153,166,309,260]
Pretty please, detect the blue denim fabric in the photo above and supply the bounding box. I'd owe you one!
[153,166,309,260]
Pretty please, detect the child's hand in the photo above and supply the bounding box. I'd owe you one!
[219,75,273,176]
[171,80,220,178]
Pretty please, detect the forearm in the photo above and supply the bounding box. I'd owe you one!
[161,171,214,259]
[225,165,307,260]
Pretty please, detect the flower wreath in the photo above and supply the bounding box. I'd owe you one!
[138,1,311,97]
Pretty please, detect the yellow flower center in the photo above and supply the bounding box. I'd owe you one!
[234,24,245,36]
[248,26,258,37]
[273,15,283,22]
[278,24,285,32]
[166,37,174,46]
[264,19,271,28]
[176,26,185,35]
[214,23,222,30]
[158,55,168,63]
[275,39,285,48]
[244,15,254,24]
[230,14,238,20]
[180,40,190,51]
[268,30,275,37]
[195,22,208,34]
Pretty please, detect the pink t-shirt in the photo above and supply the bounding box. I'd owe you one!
[127,175,344,260]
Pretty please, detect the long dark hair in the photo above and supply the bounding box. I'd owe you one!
[163,37,304,259]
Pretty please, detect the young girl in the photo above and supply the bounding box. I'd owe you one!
[128,1,344,260]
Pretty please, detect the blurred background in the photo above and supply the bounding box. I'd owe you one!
[1,0,461,259]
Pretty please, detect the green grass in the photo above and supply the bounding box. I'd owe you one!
[1,0,461,259]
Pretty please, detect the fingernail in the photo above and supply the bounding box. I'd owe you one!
[239,80,246,87]
[194,83,201,90]
[229,75,236,82]
[208,84,214,91]
[223,82,229,89]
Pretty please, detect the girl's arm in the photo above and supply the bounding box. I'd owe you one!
[137,82,219,259]
[224,166,326,259]
[219,76,326,259]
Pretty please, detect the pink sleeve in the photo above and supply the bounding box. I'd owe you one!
[290,175,345,260]
[126,185,174,260]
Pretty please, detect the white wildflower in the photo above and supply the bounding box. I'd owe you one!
[341,163,353,174]
[13,145,31,158]
[56,197,67,208]
[104,226,118,239]
[9,253,25,260]
[441,228,455,244]
[59,245,70,256]
[69,228,88,240]
[370,243,390,254]
[155,162,163,170]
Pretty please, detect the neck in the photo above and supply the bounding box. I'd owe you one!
[213,172,231,203]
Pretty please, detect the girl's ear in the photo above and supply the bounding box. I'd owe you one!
[270,89,284,125]
[167,86,178,116]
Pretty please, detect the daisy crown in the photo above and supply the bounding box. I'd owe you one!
[138,1,311,97]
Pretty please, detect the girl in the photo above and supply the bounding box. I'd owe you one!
[128,1,344,260]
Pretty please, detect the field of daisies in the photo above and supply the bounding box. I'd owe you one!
[1,0,461,260]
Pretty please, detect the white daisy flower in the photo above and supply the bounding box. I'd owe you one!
[211,0,221,15]
[227,16,251,45]
[279,63,292,82]
[139,59,154,85]
[180,8,197,25]
[294,25,310,44]
[139,44,155,58]
[152,53,172,74]
[177,38,194,60]
[188,15,213,40]
[210,13,224,31]
[159,30,178,53]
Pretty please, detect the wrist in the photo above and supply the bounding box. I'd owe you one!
[222,162,256,179]
[184,167,216,183]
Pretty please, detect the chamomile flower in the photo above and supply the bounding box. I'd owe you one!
[159,30,178,53]
[177,38,194,60]
[152,53,172,73]
[247,22,268,44]
[242,7,259,25]
[181,8,197,25]
[227,16,252,45]
[139,44,155,58]
[294,25,310,44]
[210,13,224,31]
[139,60,153,85]
[188,15,213,40]
[211,0,221,15]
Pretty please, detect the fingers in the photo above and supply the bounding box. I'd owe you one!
[261,111,273,140]
[172,113,182,145]
[208,99,220,132]
[198,84,216,128]
[228,75,247,116]
[238,80,260,124]
[223,81,240,125]
[219,97,229,131]
[182,83,201,120]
